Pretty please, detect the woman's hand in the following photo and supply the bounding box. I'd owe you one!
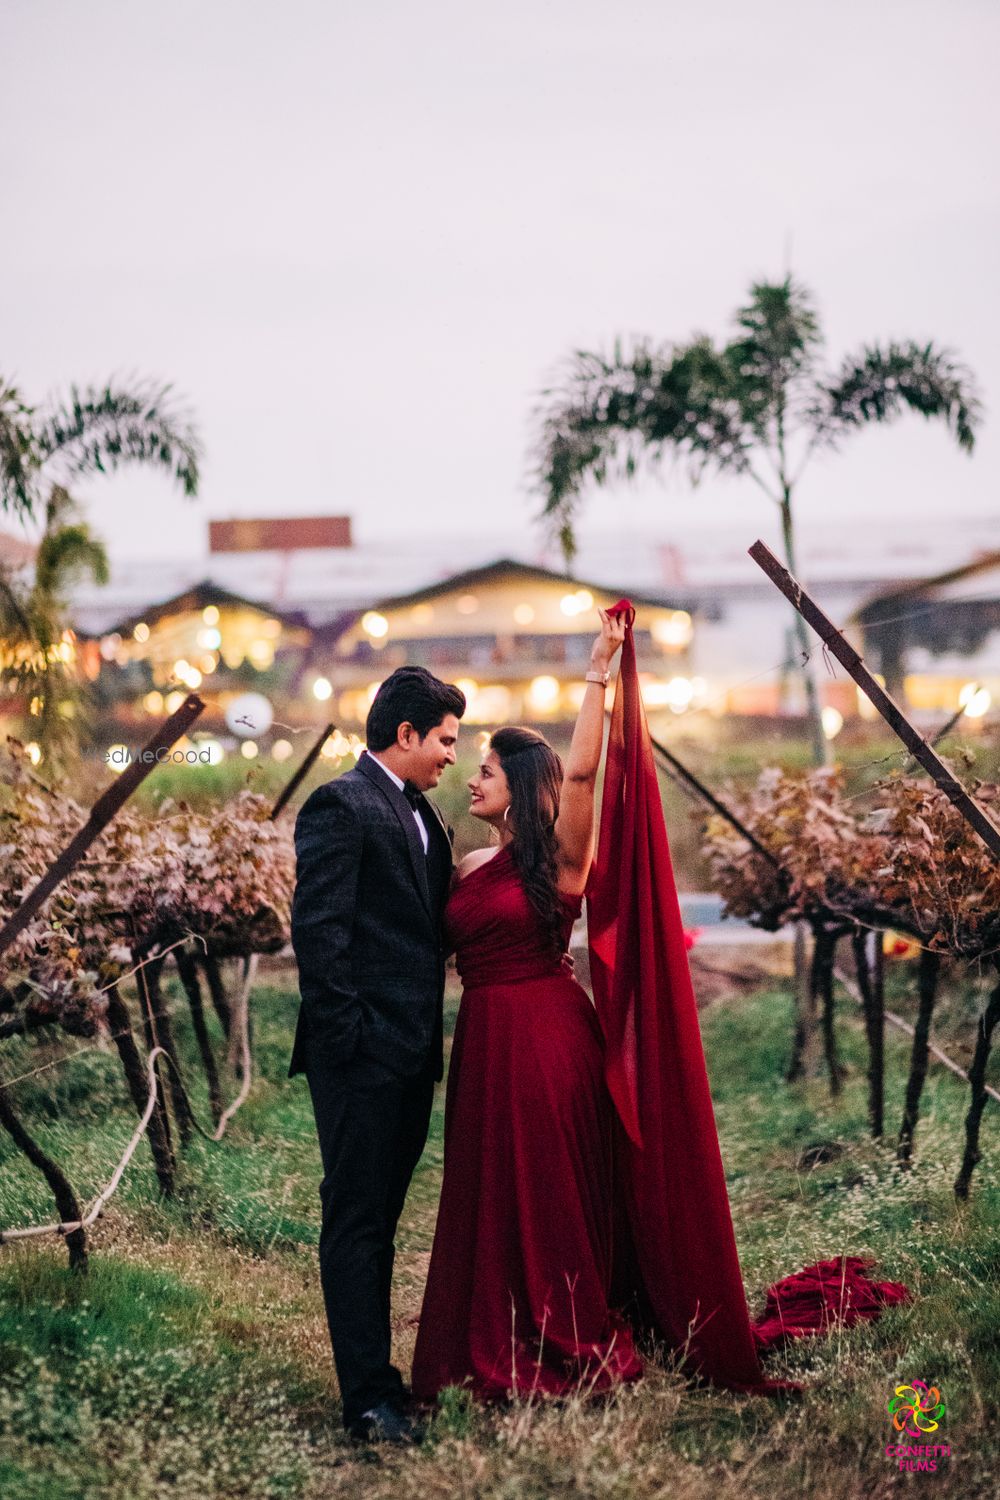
[591,608,627,671]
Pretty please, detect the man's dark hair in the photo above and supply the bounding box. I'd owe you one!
[365,666,466,751]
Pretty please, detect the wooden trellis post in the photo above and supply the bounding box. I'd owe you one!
[0,693,206,959]
[747,540,1000,861]
[270,722,336,819]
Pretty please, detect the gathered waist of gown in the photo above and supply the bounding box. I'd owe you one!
[455,951,579,990]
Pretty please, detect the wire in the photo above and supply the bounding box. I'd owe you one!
[0,1042,167,1245]
[834,964,1000,1107]
[0,956,258,1247]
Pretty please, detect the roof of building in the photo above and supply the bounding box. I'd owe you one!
[371,557,677,614]
[99,579,310,639]
[62,514,1000,635]
[853,550,1000,619]
[0,529,38,569]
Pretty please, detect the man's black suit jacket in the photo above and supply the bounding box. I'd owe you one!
[288,751,454,1082]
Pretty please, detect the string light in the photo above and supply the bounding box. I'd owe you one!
[361,611,389,638]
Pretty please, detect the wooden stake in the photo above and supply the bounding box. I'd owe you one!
[954,961,1000,1200]
[748,540,1000,861]
[0,1081,88,1269]
[898,948,941,1165]
[0,694,205,960]
[270,722,336,820]
[648,731,784,870]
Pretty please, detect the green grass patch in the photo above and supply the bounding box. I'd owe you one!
[0,967,997,1497]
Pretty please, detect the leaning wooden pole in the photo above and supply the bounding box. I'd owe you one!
[270,722,336,820]
[747,541,1000,862]
[0,694,206,960]
[648,732,784,871]
[645,732,819,1080]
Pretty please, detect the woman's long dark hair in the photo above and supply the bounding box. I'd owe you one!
[489,726,565,959]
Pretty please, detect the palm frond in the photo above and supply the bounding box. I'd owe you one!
[0,381,40,516]
[808,341,982,452]
[0,569,32,640]
[732,276,822,363]
[725,276,824,439]
[34,523,109,598]
[532,337,752,554]
[35,379,202,495]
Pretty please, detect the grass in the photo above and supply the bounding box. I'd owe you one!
[0,963,998,1497]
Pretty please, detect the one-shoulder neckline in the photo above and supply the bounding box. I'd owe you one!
[454,845,585,908]
[455,845,510,884]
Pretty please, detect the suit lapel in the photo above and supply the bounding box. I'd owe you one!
[421,794,453,852]
[356,752,432,914]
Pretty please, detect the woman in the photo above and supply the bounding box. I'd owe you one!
[411,599,913,1407]
[411,609,645,1402]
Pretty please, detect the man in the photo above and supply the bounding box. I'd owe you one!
[289,666,465,1444]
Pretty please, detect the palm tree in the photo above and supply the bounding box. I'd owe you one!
[0,376,201,762]
[533,277,982,763]
[0,376,200,519]
[0,486,110,761]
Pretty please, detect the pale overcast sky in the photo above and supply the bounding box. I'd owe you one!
[2,0,997,562]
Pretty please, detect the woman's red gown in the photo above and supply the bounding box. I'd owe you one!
[411,845,644,1401]
[412,604,911,1407]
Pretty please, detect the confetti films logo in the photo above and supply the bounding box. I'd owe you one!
[885,1381,950,1472]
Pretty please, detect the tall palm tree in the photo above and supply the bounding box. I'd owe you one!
[0,375,201,762]
[533,277,982,763]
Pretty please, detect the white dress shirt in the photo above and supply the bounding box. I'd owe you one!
[367,753,429,853]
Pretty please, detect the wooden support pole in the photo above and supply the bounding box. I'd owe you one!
[898,948,941,1165]
[200,951,233,1037]
[954,961,1000,1200]
[851,928,885,1137]
[647,732,784,871]
[931,698,975,748]
[0,694,205,960]
[175,947,223,1126]
[0,1081,88,1270]
[270,722,336,820]
[103,983,176,1196]
[748,541,1000,862]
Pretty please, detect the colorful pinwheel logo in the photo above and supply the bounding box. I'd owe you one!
[887,1381,946,1436]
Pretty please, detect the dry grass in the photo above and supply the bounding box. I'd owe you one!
[1,967,997,1497]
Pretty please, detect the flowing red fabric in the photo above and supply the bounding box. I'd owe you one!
[587,603,911,1394]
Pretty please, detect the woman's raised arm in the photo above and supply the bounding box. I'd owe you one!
[553,608,625,892]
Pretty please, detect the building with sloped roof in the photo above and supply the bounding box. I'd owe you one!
[853,551,1000,718]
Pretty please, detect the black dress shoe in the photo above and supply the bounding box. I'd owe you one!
[348,1402,421,1446]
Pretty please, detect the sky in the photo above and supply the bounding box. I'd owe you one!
[2,0,997,564]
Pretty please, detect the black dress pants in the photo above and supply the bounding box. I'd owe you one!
[304,1047,436,1428]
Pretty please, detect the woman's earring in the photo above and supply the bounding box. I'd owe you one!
[503,805,511,825]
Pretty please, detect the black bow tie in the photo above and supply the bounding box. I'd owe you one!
[402,781,423,808]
